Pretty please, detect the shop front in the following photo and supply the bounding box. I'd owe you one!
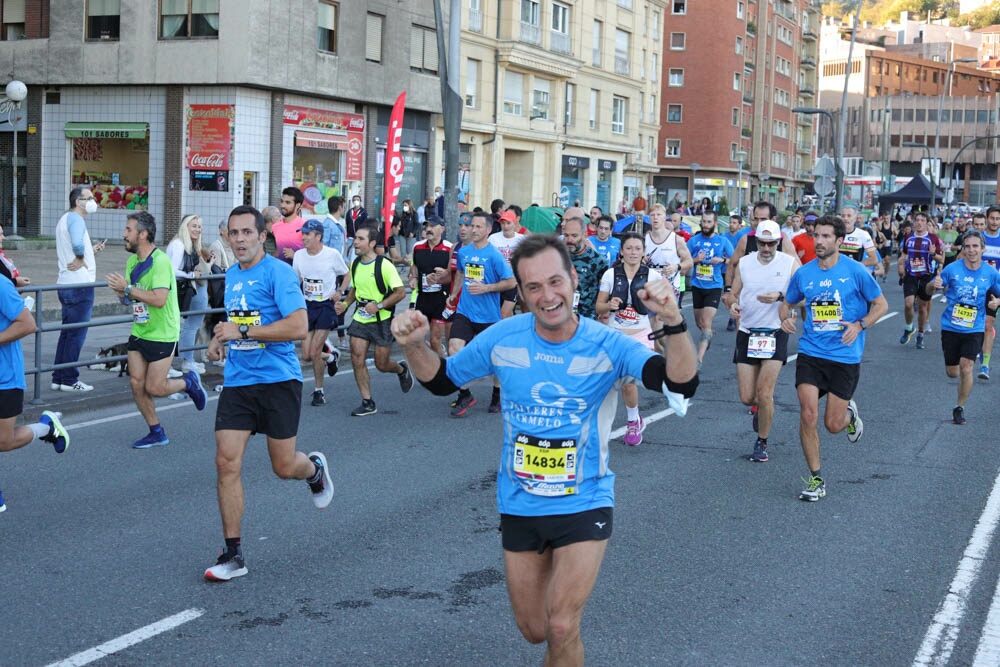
[65,122,150,211]
[374,108,432,215]
[560,155,588,208]
[596,159,616,213]
[283,104,365,215]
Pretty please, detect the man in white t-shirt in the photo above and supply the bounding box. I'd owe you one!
[488,209,525,318]
[293,219,349,406]
[52,186,105,392]
[838,205,878,268]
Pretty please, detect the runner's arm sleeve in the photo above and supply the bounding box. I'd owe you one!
[419,357,460,396]
[641,356,699,398]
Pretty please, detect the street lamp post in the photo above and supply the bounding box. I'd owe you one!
[733,150,748,215]
[4,80,26,238]
[934,57,977,218]
[902,140,933,215]
[793,106,842,213]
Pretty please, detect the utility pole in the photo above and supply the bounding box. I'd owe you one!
[838,2,862,209]
[432,0,463,241]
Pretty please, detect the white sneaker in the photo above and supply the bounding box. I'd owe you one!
[167,368,183,379]
[182,361,206,375]
[204,552,247,582]
[307,452,335,509]
[338,338,349,350]
[56,381,93,392]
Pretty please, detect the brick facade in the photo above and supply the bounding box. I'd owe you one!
[162,85,184,240]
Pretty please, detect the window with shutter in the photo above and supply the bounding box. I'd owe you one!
[366,14,383,62]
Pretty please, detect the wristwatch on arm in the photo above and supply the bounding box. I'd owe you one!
[239,324,250,340]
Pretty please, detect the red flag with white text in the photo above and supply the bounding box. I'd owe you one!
[382,91,407,245]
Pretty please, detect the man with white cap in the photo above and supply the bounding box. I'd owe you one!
[722,220,797,463]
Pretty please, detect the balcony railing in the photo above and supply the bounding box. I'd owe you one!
[614,55,630,76]
[802,27,817,41]
[801,57,816,69]
[520,22,541,45]
[797,114,812,126]
[799,87,815,97]
[551,30,571,54]
[796,141,811,153]
[469,9,483,33]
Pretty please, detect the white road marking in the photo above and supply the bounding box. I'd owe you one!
[877,311,898,324]
[912,472,1000,666]
[611,407,674,440]
[47,608,205,667]
[974,574,1000,666]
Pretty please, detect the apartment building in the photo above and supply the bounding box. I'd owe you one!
[0,0,441,241]
[655,0,820,212]
[450,0,664,212]
[818,16,1000,207]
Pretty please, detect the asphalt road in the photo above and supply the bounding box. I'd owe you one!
[4,278,1000,666]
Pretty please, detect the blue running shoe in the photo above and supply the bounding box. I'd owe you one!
[132,429,169,449]
[749,438,768,462]
[184,370,207,411]
[979,365,991,380]
[916,334,925,350]
[0,486,6,513]
[900,328,914,345]
[39,411,69,454]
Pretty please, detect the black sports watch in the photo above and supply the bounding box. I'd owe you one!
[648,320,688,340]
[239,324,250,340]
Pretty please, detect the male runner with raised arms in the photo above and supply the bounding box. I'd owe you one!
[392,234,698,666]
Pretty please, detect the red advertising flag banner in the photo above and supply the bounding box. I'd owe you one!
[382,92,407,245]
[186,104,235,170]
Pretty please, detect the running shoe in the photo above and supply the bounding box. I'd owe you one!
[52,380,94,392]
[398,361,414,393]
[338,337,349,350]
[307,451,334,509]
[624,416,646,446]
[132,429,169,449]
[799,475,826,501]
[488,395,501,413]
[450,393,476,418]
[311,389,326,406]
[204,551,248,582]
[184,370,207,411]
[845,399,864,443]
[39,410,69,454]
[726,318,736,332]
[899,328,914,345]
[0,487,5,513]
[750,404,759,433]
[749,438,768,462]
[351,399,377,416]
[326,348,340,377]
[916,334,925,350]
[979,365,991,380]
[953,406,966,425]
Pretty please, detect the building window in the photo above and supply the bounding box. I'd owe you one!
[641,48,646,78]
[733,73,740,91]
[735,35,742,55]
[465,59,480,108]
[504,70,524,115]
[639,91,645,121]
[565,82,575,126]
[2,0,24,40]
[652,10,660,40]
[614,29,630,76]
[670,32,685,50]
[730,143,739,160]
[593,20,602,67]
[650,94,656,120]
[317,1,337,53]
[87,0,120,41]
[410,25,438,74]
[651,53,658,82]
[469,0,483,33]
[611,96,626,134]
[589,89,598,129]
[617,0,633,9]
[669,68,684,86]
[551,2,571,53]
[665,139,681,158]
[69,124,151,210]
[732,107,739,126]
[649,135,655,161]
[160,0,219,39]
[673,0,686,14]
[737,2,744,19]
[366,13,384,62]
[520,0,540,43]
[667,103,682,122]
[532,78,551,119]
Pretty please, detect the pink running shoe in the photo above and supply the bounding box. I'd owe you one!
[624,416,646,446]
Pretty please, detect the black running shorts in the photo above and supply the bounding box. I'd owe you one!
[0,388,24,419]
[449,313,494,344]
[128,335,178,363]
[941,329,984,367]
[691,287,723,310]
[215,379,302,439]
[794,352,860,401]
[732,329,790,365]
[903,274,934,301]
[500,507,613,554]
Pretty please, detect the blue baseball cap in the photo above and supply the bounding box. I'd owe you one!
[300,219,325,234]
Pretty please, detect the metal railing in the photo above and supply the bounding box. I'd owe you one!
[17,273,229,404]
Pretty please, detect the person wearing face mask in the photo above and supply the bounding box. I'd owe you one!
[397,199,419,259]
[347,195,368,238]
[52,186,106,392]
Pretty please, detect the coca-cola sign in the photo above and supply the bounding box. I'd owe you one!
[186,104,234,171]
[189,152,226,168]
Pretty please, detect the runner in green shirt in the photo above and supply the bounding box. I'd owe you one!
[106,211,207,449]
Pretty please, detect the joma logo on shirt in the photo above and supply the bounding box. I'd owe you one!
[534,352,564,364]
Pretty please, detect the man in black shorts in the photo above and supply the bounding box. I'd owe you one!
[105,211,207,449]
[0,273,69,512]
[335,225,413,416]
[204,206,334,581]
[409,216,453,356]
